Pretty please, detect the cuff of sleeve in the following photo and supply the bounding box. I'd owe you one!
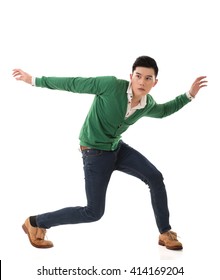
[31,77,36,86]
[186,91,194,101]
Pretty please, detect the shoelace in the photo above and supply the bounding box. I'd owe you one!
[36,228,47,240]
[166,231,178,241]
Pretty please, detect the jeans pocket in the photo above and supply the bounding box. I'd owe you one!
[82,149,103,158]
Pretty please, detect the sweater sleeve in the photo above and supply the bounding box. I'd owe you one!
[35,76,116,95]
[146,93,191,118]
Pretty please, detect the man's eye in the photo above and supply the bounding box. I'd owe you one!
[146,77,153,81]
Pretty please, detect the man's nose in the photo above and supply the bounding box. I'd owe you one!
[139,79,144,85]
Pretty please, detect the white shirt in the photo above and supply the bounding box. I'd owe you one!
[125,82,147,119]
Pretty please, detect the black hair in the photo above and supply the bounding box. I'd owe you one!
[132,56,159,77]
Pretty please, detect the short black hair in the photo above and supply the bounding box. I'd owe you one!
[132,56,159,77]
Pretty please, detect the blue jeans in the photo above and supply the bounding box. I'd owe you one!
[36,141,171,233]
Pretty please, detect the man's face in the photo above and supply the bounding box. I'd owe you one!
[130,67,158,98]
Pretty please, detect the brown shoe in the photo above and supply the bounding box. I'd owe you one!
[22,218,53,249]
[159,230,183,250]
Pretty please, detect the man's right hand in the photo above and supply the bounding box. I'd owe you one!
[12,69,32,85]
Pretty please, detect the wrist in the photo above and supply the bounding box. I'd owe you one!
[31,76,36,86]
[186,91,194,101]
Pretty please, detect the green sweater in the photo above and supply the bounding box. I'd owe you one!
[35,76,190,150]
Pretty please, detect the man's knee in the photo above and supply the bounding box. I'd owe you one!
[147,170,165,189]
[86,208,104,222]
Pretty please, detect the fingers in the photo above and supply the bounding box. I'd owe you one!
[12,69,32,84]
[193,76,208,87]
[12,69,25,80]
[190,76,208,97]
[194,76,207,81]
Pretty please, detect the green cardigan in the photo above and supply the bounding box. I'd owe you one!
[35,76,190,150]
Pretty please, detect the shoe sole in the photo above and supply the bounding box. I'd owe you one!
[22,224,53,249]
[159,240,183,250]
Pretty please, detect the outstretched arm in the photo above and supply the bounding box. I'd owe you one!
[12,69,116,95]
[146,75,208,118]
[189,76,208,98]
[12,69,32,85]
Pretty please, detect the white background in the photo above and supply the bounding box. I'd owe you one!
[0,0,219,279]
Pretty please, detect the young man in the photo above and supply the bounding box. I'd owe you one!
[13,56,207,250]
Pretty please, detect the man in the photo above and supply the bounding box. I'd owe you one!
[12,56,207,250]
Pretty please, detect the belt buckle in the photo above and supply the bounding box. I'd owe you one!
[80,145,91,151]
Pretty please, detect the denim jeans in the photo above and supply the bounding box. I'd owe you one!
[36,141,171,233]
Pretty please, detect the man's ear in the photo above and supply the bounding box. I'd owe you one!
[153,79,158,87]
[130,73,133,80]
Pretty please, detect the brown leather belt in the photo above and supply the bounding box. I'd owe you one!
[80,145,91,151]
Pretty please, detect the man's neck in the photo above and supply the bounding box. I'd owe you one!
[131,96,142,108]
